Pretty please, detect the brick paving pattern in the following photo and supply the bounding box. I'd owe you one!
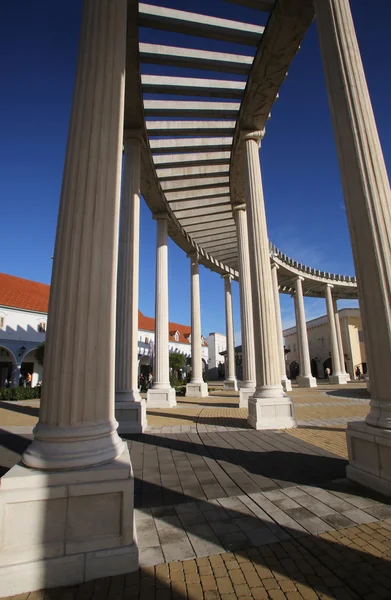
[2,382,391,598]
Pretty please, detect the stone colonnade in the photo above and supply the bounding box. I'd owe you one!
[1,0,391,593]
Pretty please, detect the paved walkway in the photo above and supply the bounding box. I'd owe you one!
[1,382,391,598]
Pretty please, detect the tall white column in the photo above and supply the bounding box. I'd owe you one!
[0,2,138,593]
[315,0,391,495]
[333,298,349,382]
[325,285,346,384]
[115,133,146,432]
[294,277,317,388]
[233,204,256,407]
[271,262,292,392]
[147,214,176,407]
[242,131,296,429]
[186,252,208,397]
[223,275,238,391]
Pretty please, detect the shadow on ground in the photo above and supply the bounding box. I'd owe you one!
[0,401,39,418]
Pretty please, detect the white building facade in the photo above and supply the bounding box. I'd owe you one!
[206,332,227,380]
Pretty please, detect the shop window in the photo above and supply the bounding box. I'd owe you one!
[38,321,46,333]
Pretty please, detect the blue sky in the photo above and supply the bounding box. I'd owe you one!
[1,1,390,341]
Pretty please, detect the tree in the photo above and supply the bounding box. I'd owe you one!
[169,352,186,370]
[35,342,45,366]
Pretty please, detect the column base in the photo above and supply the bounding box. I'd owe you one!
[282,378,292,392]
[247,396,297,430]
[186,381,208,398]
[346,421,391,497]
[297,376,317,388]
[329,374,347,385]
[0,445,138,596]
[223,379,238,391]
[147,387,176,408]
[239,386,256,408]
[115,399,146,434]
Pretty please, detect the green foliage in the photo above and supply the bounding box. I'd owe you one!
[169,352,186,370]
[0,386,41,401]
[35,342,45,366]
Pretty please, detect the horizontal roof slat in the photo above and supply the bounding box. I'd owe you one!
[141,75,245,98]
[139,3,264,45]
[156,164,230,180]
[184,221,236,234]
[169,196,231,211]
[224,0,275,11]
[153,151,230,168]
[144,100,240,118]
[146,120,236,136]
[150,137,232,154]
[165,186,230,201]
[139,43,253,74]
[161,175,229,192]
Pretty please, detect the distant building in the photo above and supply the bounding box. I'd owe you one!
[206,332,227,380]
[0,272,208,387]
[283,308,367,380]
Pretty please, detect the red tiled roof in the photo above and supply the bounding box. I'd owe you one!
[0,272,207,345]
[0,272,50,313]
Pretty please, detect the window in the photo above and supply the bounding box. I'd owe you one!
[145,337,149,344]
[174,331,180,342]
[358,330,364,343]
[0,316,4,329]
[38,321,46,333]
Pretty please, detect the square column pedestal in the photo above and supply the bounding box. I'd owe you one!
[346,421,391,497]
[297,376,317,388]
[248,396,297,430]
[0,446,138,596]
[116,399,147,434]
[329,374,347,385]
[239,387,255,408]
[224,380,238,391]
[147,387,176,408]
[186,381,208,398]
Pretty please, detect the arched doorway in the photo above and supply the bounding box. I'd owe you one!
[323,357,332,378]
[21,348,42,387]
[289,361,300,380]
[311,358,319,379]
[0,346,16,387]
[139,355,150,378]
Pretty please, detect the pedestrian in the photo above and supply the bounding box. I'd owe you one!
[26,372,32,387]
[148,372,153,388]
[325,367,331,379]
[355,366,361,379]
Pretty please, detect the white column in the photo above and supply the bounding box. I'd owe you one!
[233,204,256,407]
[186,252,208,397]
[271,262,292,392]
[223,275,238,391]
[242,131,296,429]
[325,285,346,384]
[115,133,146,432]
[0,2,138,593]
[333,299,349,382]
[23,0,127,471]
[147,214,176,407]
[294,277,317,388]
[314,0,391,494]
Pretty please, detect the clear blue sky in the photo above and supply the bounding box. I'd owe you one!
[1,1,390,340]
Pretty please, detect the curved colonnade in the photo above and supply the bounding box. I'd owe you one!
[2,0,391,593]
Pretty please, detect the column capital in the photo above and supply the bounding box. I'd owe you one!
[153,212,168,222]
[325,283,334,289]
[222,273,233,281]
[187,250,199,261]
[240,129,265,146]
[271,261,279,271]
[295,275,305,282]
[123,128,144,142]
[232,203,246,213]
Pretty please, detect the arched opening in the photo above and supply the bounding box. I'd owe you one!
[139,355,150,378]
[21,348,42,387]
[323,357,332,378]
[289,361,300,380]
[311,358,319,379]
[0,346,16,387]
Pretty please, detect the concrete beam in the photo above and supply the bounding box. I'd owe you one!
[165,186,230,201]
[200,238,237,250]
[139,43,253,74]
[153,151,230,168]
[194,229,237,242]
[179,213,233,227]
[146,120,236,137]
[139,4,264,45]
[156,165,229,181]
[150,137,232,154]
[141,75,245,99]
[169,196,231,211]
[144,100,240,118]
[161,176,229,192]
